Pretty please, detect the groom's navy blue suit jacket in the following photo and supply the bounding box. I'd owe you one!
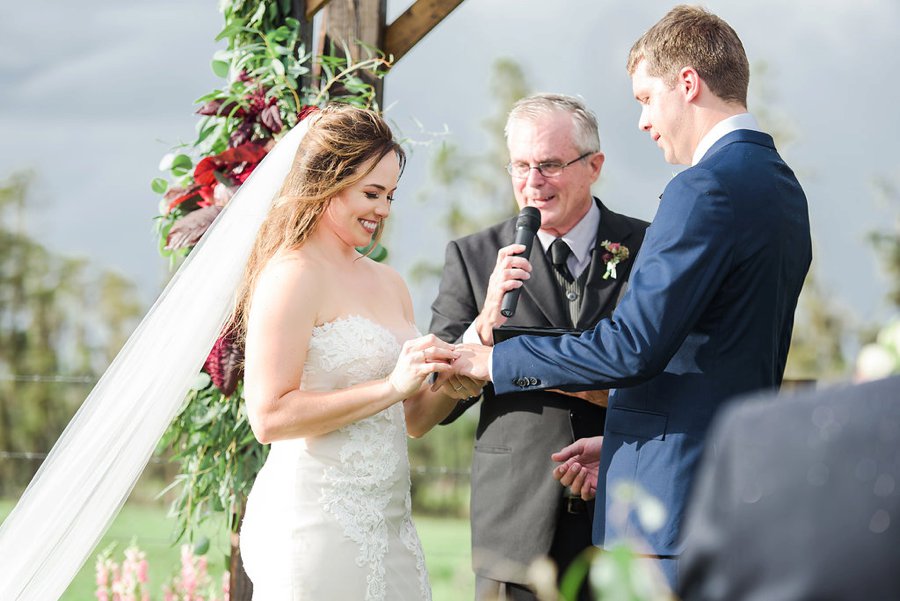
[492,129,812,556]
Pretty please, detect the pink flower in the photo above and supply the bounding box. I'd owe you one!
[137,559,149,584]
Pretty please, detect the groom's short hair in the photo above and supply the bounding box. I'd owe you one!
[627,4,750,107]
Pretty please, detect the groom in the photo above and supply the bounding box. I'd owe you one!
[444,5,812,587]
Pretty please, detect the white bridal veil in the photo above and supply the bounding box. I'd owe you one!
[0,120,310,600]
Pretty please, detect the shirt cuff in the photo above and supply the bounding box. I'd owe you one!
[488,347,494,382]
[462,322,484,345]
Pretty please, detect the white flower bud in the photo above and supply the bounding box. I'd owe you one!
[856,344,898,382]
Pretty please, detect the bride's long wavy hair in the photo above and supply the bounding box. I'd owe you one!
[233,104,405,338]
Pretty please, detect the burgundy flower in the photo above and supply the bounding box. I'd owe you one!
[166,142,268,214]
[259,104,283,133]
[204,330,243,397]
[298,105,319,121]
[196,98,244,118]
[164,185,202,213]
[165,205,222,250]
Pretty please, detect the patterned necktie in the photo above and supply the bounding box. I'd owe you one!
[549,237,574,282]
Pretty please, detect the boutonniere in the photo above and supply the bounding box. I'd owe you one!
[600,240,630,280]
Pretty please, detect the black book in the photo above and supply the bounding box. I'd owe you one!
[492,325,582,344]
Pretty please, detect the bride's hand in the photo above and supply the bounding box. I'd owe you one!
[440,375,485,400]
[388,334,459,398]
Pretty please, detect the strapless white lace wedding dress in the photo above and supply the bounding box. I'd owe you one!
[240,315,431,600]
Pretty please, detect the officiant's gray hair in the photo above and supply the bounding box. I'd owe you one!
[505,93,601,154]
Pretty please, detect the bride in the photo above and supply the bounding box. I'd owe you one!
[234,105,481,600]
[0,104,482,600]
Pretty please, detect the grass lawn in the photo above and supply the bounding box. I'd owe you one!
[1,499,472,600]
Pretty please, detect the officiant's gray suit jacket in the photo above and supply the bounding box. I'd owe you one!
[430,198,648,583]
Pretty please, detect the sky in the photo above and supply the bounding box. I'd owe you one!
[2,0,898,338]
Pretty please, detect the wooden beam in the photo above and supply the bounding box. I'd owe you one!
[384,0,464,63]
[323,0,388,104]
[305,0,331,21]
[290,0,316,91]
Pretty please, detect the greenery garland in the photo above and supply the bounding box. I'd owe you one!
[151,0,391,543]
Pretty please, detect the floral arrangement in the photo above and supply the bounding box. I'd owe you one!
[600,240,630,280]
[151,0,392,558]
[95,543,227,601]
[95,543,150,601]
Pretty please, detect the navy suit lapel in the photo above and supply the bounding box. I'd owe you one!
[577,200,638,329]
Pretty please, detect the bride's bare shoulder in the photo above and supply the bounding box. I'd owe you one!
[253,248,326,305]
[362,255,404,283]
[261,248,323,279]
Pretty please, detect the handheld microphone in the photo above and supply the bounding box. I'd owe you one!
[500,206,542,318]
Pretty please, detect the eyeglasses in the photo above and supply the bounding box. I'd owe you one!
[506,151,594,179]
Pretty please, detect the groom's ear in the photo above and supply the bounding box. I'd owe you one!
[678,67,702,103]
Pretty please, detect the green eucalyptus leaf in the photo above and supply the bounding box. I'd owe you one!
[215,18,246,41]
[196,122,221,145]
[249,1,265,26]
[212,59,230,78]
[193,535,211,555]
[170,154,193,171]
[151,178,168,194]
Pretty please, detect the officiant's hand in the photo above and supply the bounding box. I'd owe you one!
[552,436,603,501]
[431,343,493,391]
[473,243,532,345]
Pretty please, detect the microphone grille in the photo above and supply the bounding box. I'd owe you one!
[516,206,541,231]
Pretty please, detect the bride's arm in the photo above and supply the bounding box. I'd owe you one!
[244,257,455,443]
[404,376,484,438]
[389,272,486,437]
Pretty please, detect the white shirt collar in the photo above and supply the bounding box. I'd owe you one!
[535,198,600,266]
[691,112,762,166]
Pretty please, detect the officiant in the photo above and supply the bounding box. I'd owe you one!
[429,93,648,601]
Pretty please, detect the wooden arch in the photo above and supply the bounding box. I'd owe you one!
[294,0,466,102]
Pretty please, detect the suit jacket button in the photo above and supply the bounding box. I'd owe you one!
[513,377,525,387]
[529,377,538,386]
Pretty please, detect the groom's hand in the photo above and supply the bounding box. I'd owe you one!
[552,436,603,501]
[431,343,493,391]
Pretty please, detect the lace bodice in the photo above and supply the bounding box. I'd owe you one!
[302,314,402,391]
